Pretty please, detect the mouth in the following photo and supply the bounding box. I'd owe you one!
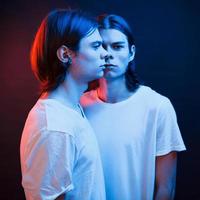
[104,64,116,68]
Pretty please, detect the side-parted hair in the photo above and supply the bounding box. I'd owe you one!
[30,9,98,93]
[98,14,140,92]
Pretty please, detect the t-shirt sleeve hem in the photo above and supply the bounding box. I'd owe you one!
[55,184,74,198]
[156,145,186,156]
[24,183,74,200]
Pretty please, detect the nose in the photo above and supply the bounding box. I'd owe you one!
[100,47,113,61]
[100,46,108,59]
[104,54,113,62]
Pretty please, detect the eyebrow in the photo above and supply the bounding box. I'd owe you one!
[103,41,126,45]
[91,41,102,45]
[112,41,126,45]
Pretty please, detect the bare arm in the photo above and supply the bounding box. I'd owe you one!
[154,151,177,200]
[56,194,65,200]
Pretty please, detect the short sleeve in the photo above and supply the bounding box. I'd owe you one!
[156,98,186,156]
[22,129,76,200]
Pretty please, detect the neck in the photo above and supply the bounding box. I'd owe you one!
[97,77,132,103]
[43,74,87,109]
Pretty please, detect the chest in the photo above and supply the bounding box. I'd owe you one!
[86,104,158,148]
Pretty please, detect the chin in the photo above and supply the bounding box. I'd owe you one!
[96,72,104,79]
[103,72,115,79]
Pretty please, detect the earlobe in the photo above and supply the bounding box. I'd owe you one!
[129,45,136,62]
[56,45,72,63]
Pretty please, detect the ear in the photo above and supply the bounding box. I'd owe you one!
[56,45,71,63]
[129,45,136,62]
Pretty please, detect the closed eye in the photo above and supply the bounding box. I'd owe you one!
[92,41,102,50]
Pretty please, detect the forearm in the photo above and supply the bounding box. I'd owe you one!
[56,194,65,200]
[154,185,175,200]
[155,152,177,200]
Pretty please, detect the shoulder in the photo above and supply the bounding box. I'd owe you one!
[24,99,83,136]
[80,90,98,107]
[139,85,168,101]
[138,85,172,109]
[23,100,46,134]
[138,86,178,123]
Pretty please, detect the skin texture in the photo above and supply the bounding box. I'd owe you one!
[155,152,177,200]
[56,194,65,200]
[52,28,107,110]
[100,29,135,80]
[97,29,136,103]
[69,29,107,83]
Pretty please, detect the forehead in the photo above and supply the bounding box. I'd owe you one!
[99,29,128,44]
[79,29,102,45]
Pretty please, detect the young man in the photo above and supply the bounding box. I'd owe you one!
[81,14,186,200]
[20,10,108,200]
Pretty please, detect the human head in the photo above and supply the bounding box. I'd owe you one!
[30,9,100,93]
[98,14,139,91]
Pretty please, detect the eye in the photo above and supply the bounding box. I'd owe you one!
[92,42,102,50]
[112,44,124,50]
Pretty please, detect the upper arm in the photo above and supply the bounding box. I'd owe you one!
[22,130,75,199]
[155,151,177,199]
[156,98,186,156]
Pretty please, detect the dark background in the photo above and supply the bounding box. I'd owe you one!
[1,0,199,199]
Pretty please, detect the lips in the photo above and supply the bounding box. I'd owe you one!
[104,64,116,68]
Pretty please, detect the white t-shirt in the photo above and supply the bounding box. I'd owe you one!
[81,85,186,200]
[20,99,105,200]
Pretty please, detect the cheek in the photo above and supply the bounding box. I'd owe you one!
[118,53,130,65]
[115,49,129,61]
[74,55,90,66]
[81,52,99,64]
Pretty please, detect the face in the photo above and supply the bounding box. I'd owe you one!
[100,29,135,79]
[69,29,107,83]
